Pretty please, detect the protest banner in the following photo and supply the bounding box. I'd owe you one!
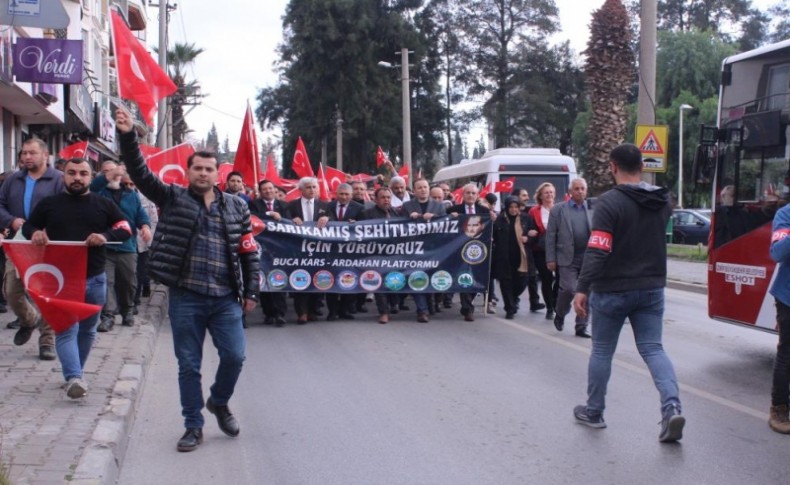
[255,215,492,293]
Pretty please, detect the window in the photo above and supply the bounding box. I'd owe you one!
[767,64,790,111]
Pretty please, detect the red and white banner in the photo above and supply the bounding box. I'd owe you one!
[3,242,102,333]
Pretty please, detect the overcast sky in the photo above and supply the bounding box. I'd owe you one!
[158,0,775,161]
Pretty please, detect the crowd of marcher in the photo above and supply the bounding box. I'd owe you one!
[2,109,788,453]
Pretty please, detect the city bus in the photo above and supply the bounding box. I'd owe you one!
[694,38,790,332]
[432,148,578,209]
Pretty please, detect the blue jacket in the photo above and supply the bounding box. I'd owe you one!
[91,174,151,253]
[770,204,790,306]
[0,167,64,229]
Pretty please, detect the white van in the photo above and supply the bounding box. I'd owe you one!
[432,148,578,208]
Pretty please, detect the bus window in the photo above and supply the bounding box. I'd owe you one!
[511,174,570,201]
[736,156,761,202]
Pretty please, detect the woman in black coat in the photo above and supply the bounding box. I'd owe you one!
[492,197,530,319]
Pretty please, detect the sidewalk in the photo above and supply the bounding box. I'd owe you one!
[0,287,166,485]
[666,257,708,294]
[0,258,706,485]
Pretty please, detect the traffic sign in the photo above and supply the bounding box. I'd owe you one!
[635,124,669,173]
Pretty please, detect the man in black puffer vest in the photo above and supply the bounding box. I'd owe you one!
[116,109,260,453]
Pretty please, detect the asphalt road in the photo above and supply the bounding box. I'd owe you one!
[118,289,789,485]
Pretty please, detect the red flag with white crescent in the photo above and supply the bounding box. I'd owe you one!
[316,164,331,202]
[495,176,516,193]
[3,242,102,333]
[292,137,315,179]
[232,103,261,191]
[146,143,193,187]
[139,144,162,159]
[264,153,284,186]
[376,146,386,167]
[324,165,347,194]
[398,164,409,184]
[110,11,177,126]
[58,141,89,160]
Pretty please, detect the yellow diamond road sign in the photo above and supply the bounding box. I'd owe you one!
[635,124,669,173]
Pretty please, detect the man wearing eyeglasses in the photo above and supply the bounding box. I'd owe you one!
[91,163,152,331]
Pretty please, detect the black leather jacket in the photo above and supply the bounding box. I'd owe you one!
[119,131,260,301]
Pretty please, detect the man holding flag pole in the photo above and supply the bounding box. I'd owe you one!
[15,158,132,399]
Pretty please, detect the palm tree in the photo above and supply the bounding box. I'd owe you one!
[160,42,205,144]
[583,0,634,195]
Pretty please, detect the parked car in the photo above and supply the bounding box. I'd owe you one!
[671,209,711,245]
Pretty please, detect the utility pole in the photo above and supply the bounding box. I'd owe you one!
[401,48,413,190]
[157,0,168,149]
[638,0,657,183]
[336,106,343,171]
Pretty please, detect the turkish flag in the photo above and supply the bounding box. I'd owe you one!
[264,154,284,186]
[59,141,89,160]
[316,164,331,202]
[110,10,177,126]
[479,183,491,199]
[292,137,315,178]
[495,177,515,193]
[146,143,193,187]
[324,165,347,194]
[284,187,301,202]
[398,164,409,183]
[349,173,375,183]
[3,242,102,334]
[217,163,234,191]
[376,146,386,167]
[139,143,162,159]
[451,187,464,204]
[232,104,261,191]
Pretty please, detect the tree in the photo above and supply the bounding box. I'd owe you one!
[656,30,737,106]
[768,3,790,43]
[451,129,466,163]
[206,124,219,153]
[256,0,444,176]
[456,0,560,148]
[222,135,230,156]
[508,40,585,154]
[160,42,205,144]
[584,0,635,195]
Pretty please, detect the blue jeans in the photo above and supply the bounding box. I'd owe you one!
[413,294,430,314]
[56,273,107,381]
[169,287,245,429]
[586,288,680,415]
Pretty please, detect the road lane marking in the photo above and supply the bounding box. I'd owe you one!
[494,316,768,421]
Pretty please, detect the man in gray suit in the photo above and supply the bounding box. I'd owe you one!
[546,178,592,338]
[402,179,446,322]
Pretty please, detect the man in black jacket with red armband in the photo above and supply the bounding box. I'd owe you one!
[116,108,260,453]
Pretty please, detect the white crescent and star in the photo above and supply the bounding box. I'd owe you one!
[24,264,65,296]
[158,164,186,182]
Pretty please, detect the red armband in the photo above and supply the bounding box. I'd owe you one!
[112,220,132,234]
[239,232,258,254]
[587,230,613,252]
[772,228,790,243]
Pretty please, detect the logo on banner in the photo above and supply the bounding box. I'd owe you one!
[267,270,288,290]
[431,271,453,291]
[715,262,767,295]
[457,273,475,288]
[337,271,358,290]
[408,271,429,291]
[360,271,382,291]
[384,272,407,291]
[461,240,487,265]
[313,270,334,291]
[289,269,311,291]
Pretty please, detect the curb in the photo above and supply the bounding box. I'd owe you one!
[68,286,168,485]
[667,279,707,295]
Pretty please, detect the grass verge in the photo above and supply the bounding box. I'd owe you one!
[667,243,708,262]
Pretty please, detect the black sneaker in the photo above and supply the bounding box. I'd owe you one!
[530,303,546,312]
[97,316,114,332]
[121,311,135,327]
[13,316,40,346]
[574,405,606,428]
[659,404,685,443]
[39,345,56,361]
[553,314,565,331]
[176,428,203,452]
[206,397,240,437]
[6,318,20,329]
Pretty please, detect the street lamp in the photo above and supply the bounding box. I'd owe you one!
[678,104,693,209]
[378,49,413,190]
